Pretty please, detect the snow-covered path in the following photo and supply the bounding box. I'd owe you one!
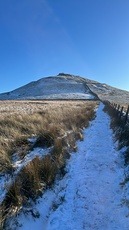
[17,103,129,230]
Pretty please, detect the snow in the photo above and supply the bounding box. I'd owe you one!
[0,75,96,100]
[0,146,52,204]
[9,103,129,229]
[13,147,52,173]
[25,93,95,100]
[0,74,129,103]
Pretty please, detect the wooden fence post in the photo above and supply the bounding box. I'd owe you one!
[115,104,117,109]
[125,105,129,125]
[117,104,120,111]
[120,106,124,118]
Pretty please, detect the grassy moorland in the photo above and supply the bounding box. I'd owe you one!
[0,100,99,228]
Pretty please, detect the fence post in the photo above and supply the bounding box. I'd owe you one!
[125,105,129,125]
[120,106,124,118]
[117,104,120,111]
[114,104,117,109]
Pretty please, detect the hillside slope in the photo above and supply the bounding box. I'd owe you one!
[0,74,97,100]
[0,73,129,103]
[87,81,129,104]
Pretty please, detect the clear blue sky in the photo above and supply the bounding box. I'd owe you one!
[0,0,129,93]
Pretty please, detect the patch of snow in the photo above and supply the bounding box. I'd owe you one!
[28,137,38,144]
[0,175,11,203]
[13,147,52,174]
[25,93,95,100]
[0,147,52,204]
[14,103,129,230]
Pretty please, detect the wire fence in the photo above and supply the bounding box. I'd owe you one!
[111,103,129,125]
[103,101,129,126]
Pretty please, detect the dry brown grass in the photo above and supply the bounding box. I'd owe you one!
[0,100,99,227]
[0,100,98,172]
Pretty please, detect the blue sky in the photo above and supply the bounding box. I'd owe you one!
[0,0,129,93]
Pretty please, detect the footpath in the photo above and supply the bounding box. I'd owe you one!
[17,103,129,230]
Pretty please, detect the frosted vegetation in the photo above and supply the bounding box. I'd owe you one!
[0,100,97,228]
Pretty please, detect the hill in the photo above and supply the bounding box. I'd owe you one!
[0,74,96,100]
[0,73,129,104]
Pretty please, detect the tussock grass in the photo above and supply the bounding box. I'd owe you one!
[0,100,98,227]
[0,101,97,172]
